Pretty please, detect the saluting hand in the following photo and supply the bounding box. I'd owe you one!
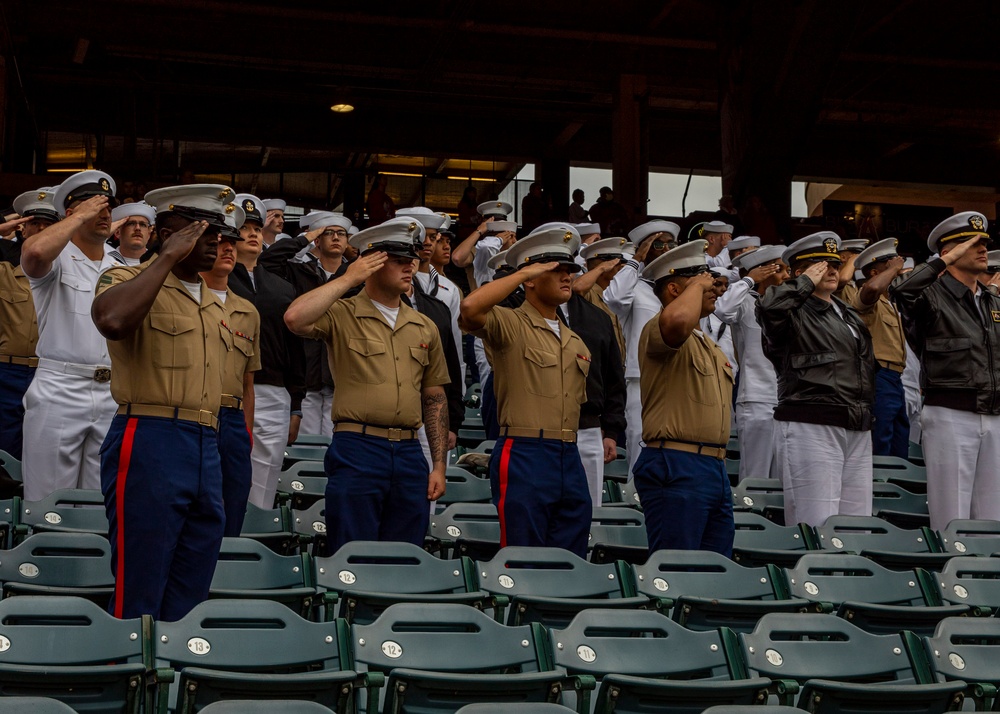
[800,261,829,286]
[476,217,495,236]
[109,216,130,236]
[688,271,717,294]
[69,195,110,223]
[159,220,208,265]
[941,235,982,266]
[344,250,388,286]
[518,261,561,280]
[747,262,780,286]
[633,236,654,264]
[0,216,31,236]
[598,258,622,274]
[498,230,517,250]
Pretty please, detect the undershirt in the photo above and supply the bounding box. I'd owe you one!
[372,299,400,329]
[209,288,228,304]
[545,318,561,338]
[178,279,201,303]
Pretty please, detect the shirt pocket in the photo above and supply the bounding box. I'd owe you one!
[924,336,971,385]
[688,351,720,406]
[149,312,197,369]
[347,337,387,385]
[59,273,92,315]
[789,350,838,392]
[0,289,29,325]
[523,345,560,397]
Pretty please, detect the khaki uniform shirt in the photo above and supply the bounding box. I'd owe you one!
[310,291,449,428]
[584,283,627,363]
[843,282,906,369]
[97,261,228,413]
[0,263,39,357]
[220,290,262,398]
[473,301,591,432]
[639,316,733,445]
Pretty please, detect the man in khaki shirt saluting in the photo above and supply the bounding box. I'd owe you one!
[284,216,450,553]
[92,184,235,621]
[634,239,735,556]
[460,224,592,558]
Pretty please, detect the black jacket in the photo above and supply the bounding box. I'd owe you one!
[407,281,465,433]
[228,263,307,412]
[258,234,347,392]
[757,276,875,430]
[891,258,1000,414]
[564,294,627,438]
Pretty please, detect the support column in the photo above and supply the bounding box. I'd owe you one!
[612,74,649,224]
[537,156,570,221]
[342,171,366,226]
[719,0,860,243]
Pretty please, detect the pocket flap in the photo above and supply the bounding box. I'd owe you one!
[925,337,971,352]
[524,346,557,368]
[409,346,429,366]
[790,351,837,369]
[150,312,196,336]
[348,337,387,357]
[0,289,28,304]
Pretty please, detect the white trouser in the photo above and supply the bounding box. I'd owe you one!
[922,405,1000,530]
[248,385,291,509]
[21,367,116,502]
[300,387,334,437]
[774,420,873,528]
[577,427,605,507]
[735,401,778,481]
[906,396,922,445]
[625,377,644,477]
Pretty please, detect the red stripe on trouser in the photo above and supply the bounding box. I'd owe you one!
[497,439,514,548]
[114,418,139,619]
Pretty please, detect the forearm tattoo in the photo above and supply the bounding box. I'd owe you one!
[422,391,449,466]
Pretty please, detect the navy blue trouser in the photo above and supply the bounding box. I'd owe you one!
[633,447,735,557]
[0,362,33,459]
[101,414,225,621]
[488,435,592,558]
[218,406,252,537]
[324,431,430,553]
[872,368,910,458]
[481,373,500,441]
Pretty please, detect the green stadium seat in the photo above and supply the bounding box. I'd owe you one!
[938,519,1000,556]
[151,599,378,714]
[315,540,494,623]
[351,603,586,714]
[291,501,329,557]
[0,698,78,714]
[0,531,113,605]
[240,503,299,555]
[476,546,647,627]
[209,537,317,618]
[783,553,970,636]
[740,613,967,712]
[918,615,1000,711]
[282,445,327,471]
[935,556,1000,614]
[730,479,785,525]
[872,481,930,529]
[15,488,108,542]
[456,704,576,714]
[633,549,815,633]
[438,468,493,507]
[275,466,327,511]
[0,497,18,550]
[292,435,332,446]
[602,457,629,483]
[548,609,771,714]
[0,450,21,481]
[0,595,149,714]
[815,515,952,571]
[873,455,928,494]
[613,480,641,510]
[731,512,815,568]
[587,509,647,564]
[428,502,501,560]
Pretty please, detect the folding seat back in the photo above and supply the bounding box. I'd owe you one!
[920,616,1000,710]
[938,519,1000,556]
[291,501,329,557]
[352,603,579,714]
[740,613,966,713]
[615,480,641,509]
[282,445,327,468]
[240,503,298,555]
[815,515,952,571]
[0,595,148,714]
[603,456,629,482]
[476,546,647,626]
[16,488,108,541]
[292,435,332,446]
[783,553,967,635]
[633,549,811,632]
[731,512,813,568]
[437,468,493,507]
[0,450,20,480]
[872,482,930,529]
[731,479,785,524]
[0,532,113,604]
[935,556,1000,613]
[315,540,493,623]
[873,455,928,494]
[276,462,326,511]
[209,537,316,618]
[152,599,372,714]
[0,698,79,713]
[587,508,648,564]
[0,498,14,550]
[549,609,770,713]
[429,502,501,560]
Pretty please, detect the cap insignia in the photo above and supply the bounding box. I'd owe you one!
[823,237,838,254]
[37,192,47,200]
[225,203,236,214]
[496,202,503,208]
[100,179,110,191]
[168,204,175,210]
[970,215,986,231]
[619,238,627,246]
[367,243,373,249]
[244,200,255,213]
[218,189,233,200]
[408,222,417,232]
[892,239,898,247]
[563,231,573,243]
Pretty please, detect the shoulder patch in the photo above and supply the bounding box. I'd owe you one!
[98,273,114,287]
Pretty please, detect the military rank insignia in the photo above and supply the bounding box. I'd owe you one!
[991,310,1000,323]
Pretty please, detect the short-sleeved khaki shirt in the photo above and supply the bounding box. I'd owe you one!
[0,263,38,357]
[96,261,228,413]
[220,290,261,398]
[843,282,906,368]
[584,283,627,362]
[639,315,733,445]
[473,301,591,432]
[310,291,449,428]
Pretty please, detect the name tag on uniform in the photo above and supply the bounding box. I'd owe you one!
[992,310,1000,323]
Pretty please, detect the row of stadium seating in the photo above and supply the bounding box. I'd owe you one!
[0,594,994,714]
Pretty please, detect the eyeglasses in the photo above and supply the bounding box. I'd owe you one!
[321,229,349,238]
[124,220,151,230]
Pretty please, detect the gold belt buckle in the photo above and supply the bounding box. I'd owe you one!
[387,428,402,442]
[561,430,575,442]
[93,368,112,383]
[198,410,215,427]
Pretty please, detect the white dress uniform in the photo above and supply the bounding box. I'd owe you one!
[414,268,464,385]
[23,240,123,500]
[902,344,922,443]
[713,246,784,481]
[603,258,660,475]
[472,234,504,289]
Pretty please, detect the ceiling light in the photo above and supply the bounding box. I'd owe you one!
[329,103,354,113]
